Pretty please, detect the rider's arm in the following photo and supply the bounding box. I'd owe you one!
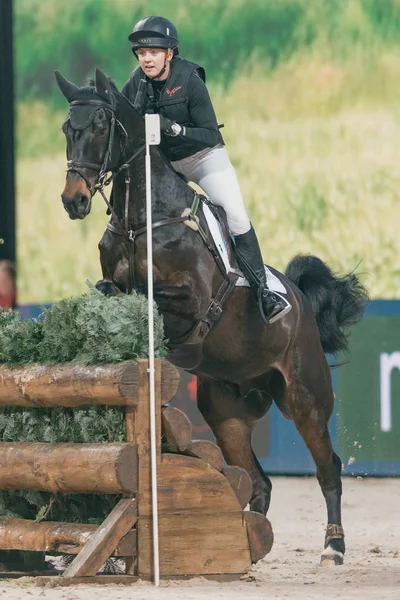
[175,73,221,147]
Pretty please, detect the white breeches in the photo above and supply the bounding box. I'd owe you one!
[170,145,251,235]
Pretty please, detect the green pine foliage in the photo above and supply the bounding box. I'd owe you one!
[0,309,43,363]
[73,289,165,364]
[0,288,166,364]
[0,405,124,525]
[37,295,85,363]
[0,289,166,545]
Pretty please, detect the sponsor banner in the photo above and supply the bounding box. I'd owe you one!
[336,302,400,475]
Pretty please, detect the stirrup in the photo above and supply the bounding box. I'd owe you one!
[258,290,292,325]
[268,302,292,324]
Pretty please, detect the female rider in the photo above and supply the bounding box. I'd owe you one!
[122,16,291,324]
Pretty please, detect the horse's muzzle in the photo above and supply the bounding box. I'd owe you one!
[61,193,91,219]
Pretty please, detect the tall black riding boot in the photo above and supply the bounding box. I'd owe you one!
[234,226,291,324]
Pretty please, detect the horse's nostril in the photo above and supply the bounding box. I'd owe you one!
[61,194,88,206]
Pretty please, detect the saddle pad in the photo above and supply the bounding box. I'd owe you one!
[235,268,287,294]
[202,202,287,295]
[202,203,231,272]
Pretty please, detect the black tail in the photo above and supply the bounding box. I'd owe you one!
[285,255,369,355]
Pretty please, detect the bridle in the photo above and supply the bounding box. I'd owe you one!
[65,97,145,235]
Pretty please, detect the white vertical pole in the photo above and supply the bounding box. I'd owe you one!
[145,113,161,586]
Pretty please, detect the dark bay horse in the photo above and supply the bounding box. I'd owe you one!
[56,68,369,566]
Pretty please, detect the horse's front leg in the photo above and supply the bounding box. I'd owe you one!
[197,377,273,515]
[96,229,125,296]
[95,278,119,296]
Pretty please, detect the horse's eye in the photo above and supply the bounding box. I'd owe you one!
[94,124,108,137]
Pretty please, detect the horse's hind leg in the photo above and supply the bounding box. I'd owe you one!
[197,376,272,514]
[284,362,345,566]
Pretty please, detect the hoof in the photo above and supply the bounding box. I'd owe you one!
[95,279,119,297]
[320,546,344,566]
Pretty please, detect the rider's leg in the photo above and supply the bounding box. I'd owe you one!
[171,145,250,234]
[170,146,291,323]
[233,225,291,323]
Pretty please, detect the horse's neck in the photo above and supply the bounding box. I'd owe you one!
[133,153,192,227]
[113,103,194,226]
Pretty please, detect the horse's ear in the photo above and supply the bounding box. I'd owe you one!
[94,68,113,104]
[54,71,79,102]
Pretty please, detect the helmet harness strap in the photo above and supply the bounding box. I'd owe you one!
[149,54,168,80]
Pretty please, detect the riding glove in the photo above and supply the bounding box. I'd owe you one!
[159,115,183,137]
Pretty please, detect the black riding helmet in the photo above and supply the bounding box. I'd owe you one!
[129,16,179,56]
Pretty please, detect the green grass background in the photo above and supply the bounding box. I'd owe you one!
[15,0,400,302]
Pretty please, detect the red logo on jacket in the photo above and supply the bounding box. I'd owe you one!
[166,86,182,97]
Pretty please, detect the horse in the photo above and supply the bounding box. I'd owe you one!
[56,68,369,566]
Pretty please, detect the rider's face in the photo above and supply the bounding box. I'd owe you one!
[137,48,172,80]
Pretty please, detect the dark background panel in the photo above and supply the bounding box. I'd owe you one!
[0,0,15,262]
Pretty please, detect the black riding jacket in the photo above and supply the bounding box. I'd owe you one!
[121,57,224,161]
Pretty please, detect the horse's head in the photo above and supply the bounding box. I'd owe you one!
[56,68,129,219]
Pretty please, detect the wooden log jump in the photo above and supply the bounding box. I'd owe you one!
[0,358,274,584]
[0,442,138,493]
[0,517,137,556]
[0,360,179,407]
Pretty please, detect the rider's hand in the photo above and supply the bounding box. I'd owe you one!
[159,115,182,137]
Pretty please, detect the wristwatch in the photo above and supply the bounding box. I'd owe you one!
[171,122,182,136]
